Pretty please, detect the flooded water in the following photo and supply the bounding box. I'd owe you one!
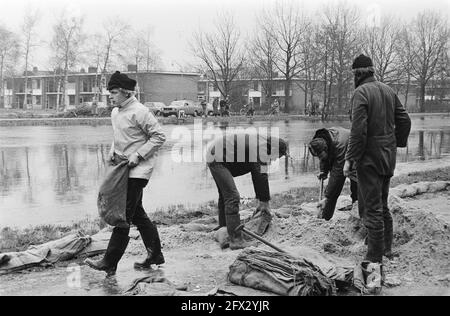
[1,115,450,228]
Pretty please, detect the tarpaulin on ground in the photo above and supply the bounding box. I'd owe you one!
[0,231,91,275]
[228,248,337,296]
[97,160,129,228]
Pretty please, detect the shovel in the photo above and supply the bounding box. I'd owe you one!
[236,224,287,254]
[316,178,325,219]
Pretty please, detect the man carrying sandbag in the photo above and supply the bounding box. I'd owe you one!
[207,131,288,250]
[85,71,166,276]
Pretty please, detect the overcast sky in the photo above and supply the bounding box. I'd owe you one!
[0,0,449,71]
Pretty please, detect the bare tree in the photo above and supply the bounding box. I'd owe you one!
[118,33,145,101]
[321,2,362,111]
[0,26,19,108]
[362,16,402,84]
[99,17,130,74]
[295,23,323,114]
[409,11,449,112]
[50,11,86,111]
[261,1,310,113]
[138,25,163,72]
[396,25,415,108]
[248,18,278,108]
[191,12,246,103]
[21,9,40,109]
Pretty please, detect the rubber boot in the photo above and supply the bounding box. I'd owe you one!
[134,248,165,270]
[213,198,227,231]
[383,216,398,259]
[134,224,165,270]
[85,231,129,276]
[365,227,384,264]
[226,214,255,250]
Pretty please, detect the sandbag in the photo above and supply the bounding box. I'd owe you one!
[30,231,91,263]
[0,247,50,275]
[244,208,272,236]
[97,160,129,228]
[228,248,336,296]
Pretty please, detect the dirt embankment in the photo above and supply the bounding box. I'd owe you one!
[1,168,450,296]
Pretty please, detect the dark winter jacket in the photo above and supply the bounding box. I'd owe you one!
[206,132,287,202]
[345,77,411,176]
[313,127,356,211]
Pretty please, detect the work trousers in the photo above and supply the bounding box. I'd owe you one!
[208,162,241,228]
[357,166,393,263]
[111,178,162,255]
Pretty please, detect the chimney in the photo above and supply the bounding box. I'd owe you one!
[33,67,38,74]
[88,66,98,73]
[80,68,86,73]
[127,64,137,72]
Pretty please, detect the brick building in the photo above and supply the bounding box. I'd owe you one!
[1,66,200,110]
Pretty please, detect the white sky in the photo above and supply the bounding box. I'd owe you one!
[0,0,449,71]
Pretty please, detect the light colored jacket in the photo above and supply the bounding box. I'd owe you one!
[110,97,166,179]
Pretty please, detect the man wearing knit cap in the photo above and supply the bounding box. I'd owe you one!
[85,71,167,275]
[344,54,411,279]
[308,127,358,221]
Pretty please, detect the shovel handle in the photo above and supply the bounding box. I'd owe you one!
[235,224,287,253]
[319,178,324,201]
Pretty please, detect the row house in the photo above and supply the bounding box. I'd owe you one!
[2,66,201,110]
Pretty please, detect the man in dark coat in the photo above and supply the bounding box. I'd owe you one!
[308,127,357,221]
[207,131,288,250]
[344,55,411,265]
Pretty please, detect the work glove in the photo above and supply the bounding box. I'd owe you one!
[317,172,328,180]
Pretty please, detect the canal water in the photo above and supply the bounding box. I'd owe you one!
[1,115,450,228]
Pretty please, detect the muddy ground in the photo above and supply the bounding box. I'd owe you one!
[1,160,450,296]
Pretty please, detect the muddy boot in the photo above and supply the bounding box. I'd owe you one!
[226,214,255,250]
[134,224,165,270]
[85,232,129,276]
[134,248,165,270]
[361,260,383,294]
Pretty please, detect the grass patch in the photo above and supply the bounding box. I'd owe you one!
[0,217,107,253]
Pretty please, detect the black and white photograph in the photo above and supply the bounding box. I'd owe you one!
[0,0,449,299]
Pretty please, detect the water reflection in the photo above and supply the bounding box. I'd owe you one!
[1,118,450,228]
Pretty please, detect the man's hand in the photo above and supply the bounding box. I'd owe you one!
[343,160,352,177]
[317,172,328,180]
[317,198,327,210]
[256,201,270,215]
[317,198,327,219]
[128,153,142,168]
[108,152,115,165]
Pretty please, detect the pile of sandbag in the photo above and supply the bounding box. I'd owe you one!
[390,181,449,198]
[228,248,338,296]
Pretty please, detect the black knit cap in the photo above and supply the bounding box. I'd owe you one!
[107,71,137,91]
[308,138,328,156]
[352,54,373,69]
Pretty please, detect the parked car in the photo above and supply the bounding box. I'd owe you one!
[144,101,166,116]
[195,101,214,116]
[161,100,203,117]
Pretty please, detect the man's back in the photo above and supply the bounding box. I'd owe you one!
[347,77,411,176]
